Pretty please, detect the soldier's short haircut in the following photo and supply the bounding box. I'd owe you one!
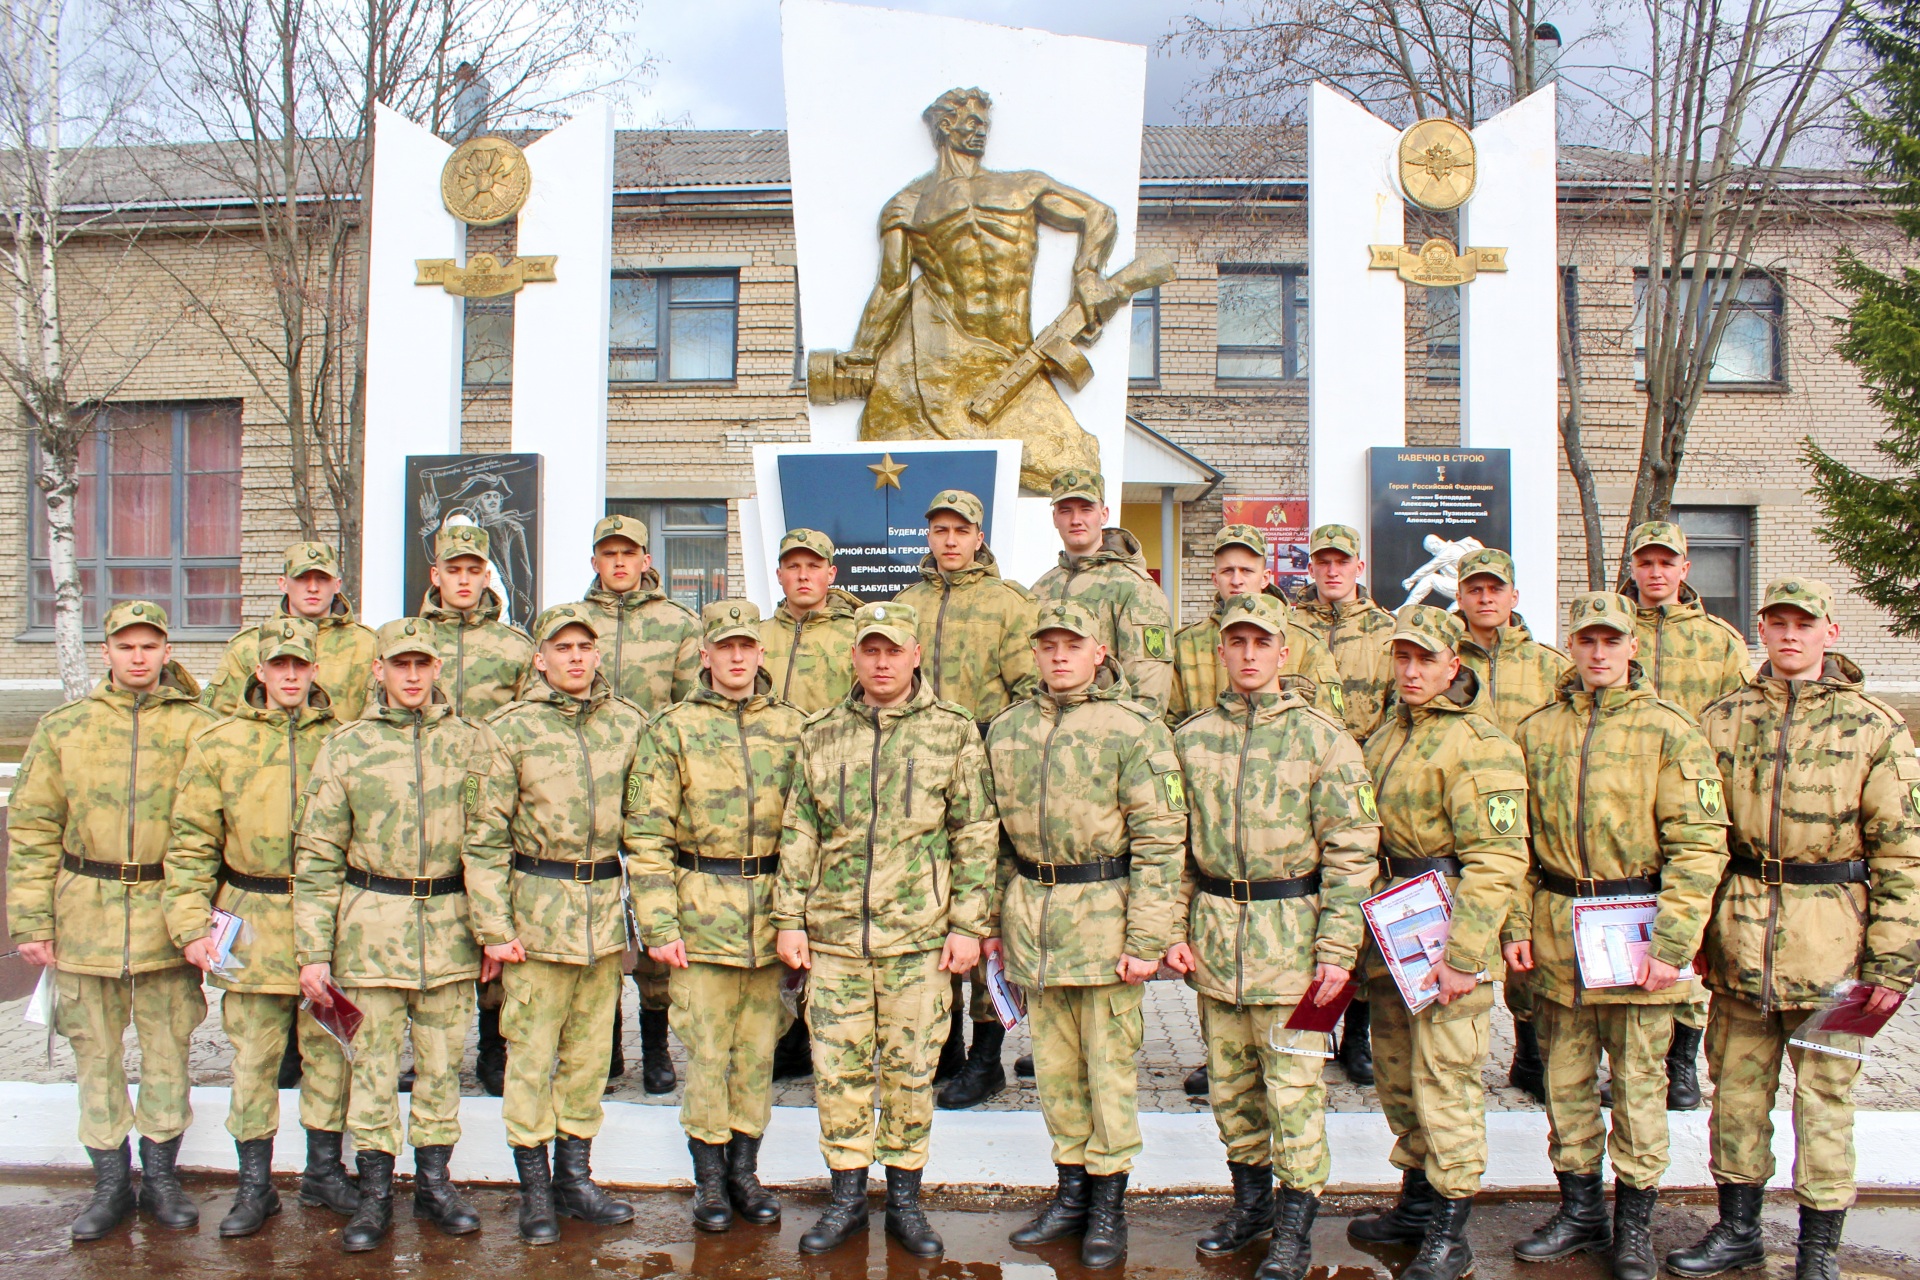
[924,87,992,141]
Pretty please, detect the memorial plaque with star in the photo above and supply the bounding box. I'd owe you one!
[775,448,1002,602]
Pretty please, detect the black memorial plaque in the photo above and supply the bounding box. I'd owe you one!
[405,453,542,629]
[1367,448,1511,613]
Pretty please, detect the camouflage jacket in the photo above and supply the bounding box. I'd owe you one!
[1455,613,1571,738]
[1291,583,1397,739]
[1360,668,1530,980]
[7,664,213,977]
[1697,656,1920,1007]
[1511,667,1730,1007]
[581,570,702,715]
[466,673,646,966]
[627,674,807,969]
[164,679,337,994]
[1030,528,1175,716]
[893,548,1038,724]
[203,596,379,722]
[761,587,861,714]
[1624,582,1754,720]
[985,663,1187,988]
[294,691,503,989]
[1169,589,1346,725]
[1172,686,1381,1006]
[773,677,998,958]
[420,586,534,718]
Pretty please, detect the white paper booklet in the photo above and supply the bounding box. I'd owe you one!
[1571,894,1694,989]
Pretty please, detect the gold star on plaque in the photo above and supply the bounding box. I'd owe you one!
[868,453,907,490]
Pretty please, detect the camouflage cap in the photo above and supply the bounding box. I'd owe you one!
[257,616,319,664]
[1392,603,1465,653]
[1030,600,1102,641]
[1217,593,1287,636]
[779,528,836,562]
[702,598,765,645]
[1566,591,1637,636]
[376,617,440,661]
[1760,576,1835,620]
[853,601,918,647]
[103,599,169,638]
[926,488,985,526]
[1628,520,1688,557]
[531,602,600,645]
[1213,523,1268,558]
[592,514,649,550]
[1456,547,1515,585]
[282,540,343,579]
[1309,523,1362,557]
[1049,468,1105,506]
[435,523,490,563]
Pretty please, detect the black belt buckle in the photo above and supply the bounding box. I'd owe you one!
[572,860,594,883]
[742,857,761,880]
[1760,858,1785,886]
[1575,877,1598,897]
[1231,879,1252,904]
[410,877,434,899]
[119,863,144,885]
[1035,862,1057,887]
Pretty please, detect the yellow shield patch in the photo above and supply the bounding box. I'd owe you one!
[1164,773,1188,812]
[1143,625,1169,660]
[1357,782,1378,821]
[1910,782,1920,817]
[463,774,481,813]
[1698,778,1723,817]
[1487,793,1519,835]
[1330,685,1346,714]
[627,774,643,812]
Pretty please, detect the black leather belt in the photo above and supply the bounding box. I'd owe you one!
[62,853,163,883]
[514,853,624,882]
[1539,869,1659,898]
[344,866,465,897]
[1728,854,1869,887]
[220,867,293,895]
[1195,869,1323,902]
[1384,855,1464,879]
[674,851,780,878]
[1015,853,1132,886]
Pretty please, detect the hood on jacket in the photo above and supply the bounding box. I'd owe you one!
[274,592,359,627]
[240,674,336,720]
[518,669,615,710]
[1551,660,1654,707]
[916,544,1008,585]
[1620,579,1705,613]
[585,566,669,606]
[1035,656,1129,706]
[690,665,778,702]
[95,660,202,704]
[421,584,507,625]
[370,683,454,722]
[1755,653,1865,690]
[1293,580,1383,609]
[776,586,862,625]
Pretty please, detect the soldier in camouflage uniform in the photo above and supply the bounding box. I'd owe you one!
[1164,593,1380,1280]
[985,600,1187,1270]
[628,599,806,1233]
[1348,605,1531,1280]
[1290,523,1397,1085]
[1031,469,1175,717]
[467,604,643,1245]
[165,617,357,1237]
[1669,578,1920,1280]
[7,601,212,1240]
[1451,547,1570,1105]
[1507,592,1729,1280]
[295,618,504,1252]
[202,541,379,722]
[773,601,998,1258]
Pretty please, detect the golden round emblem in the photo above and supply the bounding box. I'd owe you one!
[440,136,532,227]
[1397,118,1476,212]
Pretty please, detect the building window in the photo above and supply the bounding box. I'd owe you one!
[610,272,738,384]
[603,499,729,610]
[1216,266,1307,381]
[1633,271,1784,386]
[1673,505,1754,641]
[464,298,514,386]
[1425,286,1460,384]
[1130,286,1159,382]
[28,402,244,632]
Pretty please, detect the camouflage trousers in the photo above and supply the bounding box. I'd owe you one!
[219,990,349,1141]
[808,948,949,1171]
[1199,994,1330,1194]
[631,953,670,1012]
[54,966,206,1150]
[670,961,791,1145]
[1678,987,1710,1031]
[1371,977,1494,1198]
[501,954,622,1148]
[1503,971,1535,1024]
[1537,998,1676,1189]
[951,969,994,1023]
[1030,982,1145,1175]
[1706,992,1862,1211]
[344,980,474,1156]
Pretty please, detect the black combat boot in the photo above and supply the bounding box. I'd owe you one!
[1015,1054,1035,1078]
[934,1005,967,1084]
[1337,999,1374,1085]
[1666,1183,1767,1277]
[1795,1206,1845,1280]
[725,1132,780,1224]
[553,1135,632,1225]
[512,1144,560,1245]
[688,1138,734,1232]
[1514,1170,1611,1260]
[1666,1023,1703,1111]
[70,1141,134,1241]
[1350,1167,1438,1244]
[1404,1194,1474,1280]
[299,1128,360,1214]
[884,1165,943,1256]
[411,1144,480,1235]
[340,1150,394,1252]
[607,1001,625,1079]
[936,1018,1005,1109]
[277,1030,304,1088]
[640,1007,677,1094]
[1185,1063,1210,1096]
[476,1005,507,1098]
[1256,1187,1319,1280]
[772,1019,812,1081]
[1009,1163,1089,1245]
[1080,1170,1130,1269]
[798,1167,869,1254]
[218,1137,281,1237]
[137,1134,199,1229]
[1612,1182,1659,1280]
[1197,1161,1274,1255]
[1510,1020,1546,1103]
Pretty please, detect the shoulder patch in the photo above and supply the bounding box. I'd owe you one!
[1356,781,1379,820]
[1142,625,1170,660]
